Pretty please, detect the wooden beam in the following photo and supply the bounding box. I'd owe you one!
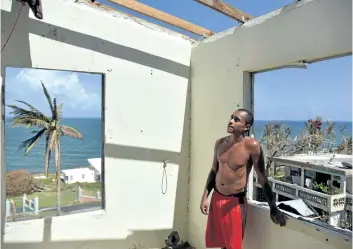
[107,0,213,36]
[85,0,197,41]
[194,0,253,23]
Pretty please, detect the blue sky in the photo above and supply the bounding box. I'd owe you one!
[4,0,352,121]
[5,68,102,118]
[255,56,352,121]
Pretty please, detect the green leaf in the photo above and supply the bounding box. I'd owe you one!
[19,129,46,155]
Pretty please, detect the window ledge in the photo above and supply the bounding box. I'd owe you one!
[5,209,106,231]
[248,200,352,243]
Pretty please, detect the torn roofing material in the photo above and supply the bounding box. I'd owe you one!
[268,154,353,176]
[277,199,316,217]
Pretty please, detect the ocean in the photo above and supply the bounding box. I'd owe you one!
[5,118,102,173]
[4,118,352,173]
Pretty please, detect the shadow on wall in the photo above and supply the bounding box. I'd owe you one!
[3,91,190,248]
[2,2,192,248]
[1,2,189,78]
[4,218,172,249]
[2,81,191,249]
[3,80,191,249]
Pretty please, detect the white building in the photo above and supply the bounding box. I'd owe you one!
[61,168,96,184]
[255,154,352,227]
[88,158,102,182]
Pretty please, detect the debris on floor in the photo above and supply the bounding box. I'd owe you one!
[162,231,193,249]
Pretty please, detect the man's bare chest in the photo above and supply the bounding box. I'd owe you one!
[217,145,250,170]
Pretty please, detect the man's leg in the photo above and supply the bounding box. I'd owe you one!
[206,192,226,248]
[221,197,247,249]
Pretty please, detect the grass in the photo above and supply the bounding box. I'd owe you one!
[8,173,102,209]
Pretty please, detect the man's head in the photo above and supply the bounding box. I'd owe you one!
[227,109,254,135]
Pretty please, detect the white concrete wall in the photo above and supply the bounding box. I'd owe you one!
[192,0,352,73]
[243,204,351,249]
[188,0,352,248]
[1,0,192,248]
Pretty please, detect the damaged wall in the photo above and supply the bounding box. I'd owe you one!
[1,0,192,248]
[188,0,352,248]
[1,0,352,248]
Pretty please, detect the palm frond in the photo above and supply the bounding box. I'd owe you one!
[7,104,51,123]
[52,98,63,122]
[56,103,63,122]
[14,100,49,117]
[11,116,50,129]
[61,125,83,139]
[52,98,57,120]
[40,81,55,116]
[19,129,46,155]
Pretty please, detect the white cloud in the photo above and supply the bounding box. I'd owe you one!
[16,69,100,110]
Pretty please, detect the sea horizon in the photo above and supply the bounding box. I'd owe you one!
[4,117,352,174]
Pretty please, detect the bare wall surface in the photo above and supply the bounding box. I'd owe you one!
[188,0,352,248]
[193,0,352,72]
[1,0,192,248]
[242,204,351,249]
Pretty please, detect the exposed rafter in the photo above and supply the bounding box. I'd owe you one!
[107,0,214,36]
[194,0,253,23]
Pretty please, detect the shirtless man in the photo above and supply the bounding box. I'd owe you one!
[200,109,286,249]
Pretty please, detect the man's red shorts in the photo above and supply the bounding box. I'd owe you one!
[205,190,248,249]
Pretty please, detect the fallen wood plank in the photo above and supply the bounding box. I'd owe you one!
[194,0,253,23]
[108,0,214,36]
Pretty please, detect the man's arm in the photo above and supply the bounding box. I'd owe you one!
[202,139,220,199]
[247,139,286,226]
[248,140,276,209]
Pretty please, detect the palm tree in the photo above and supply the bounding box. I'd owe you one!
[7,82,83,215]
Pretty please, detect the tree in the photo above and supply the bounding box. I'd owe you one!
[7,82,83,215]
[260,122,293,177]
[301,117,324,152]
[337,124,352,155]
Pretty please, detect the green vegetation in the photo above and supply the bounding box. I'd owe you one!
[7,82,84,215]
[261,117,352,179]
[9,173,101,209]
[312,182,329,194]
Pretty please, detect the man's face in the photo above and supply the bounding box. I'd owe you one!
[227,110,249,134]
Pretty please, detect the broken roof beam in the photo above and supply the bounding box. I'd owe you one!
[194,0,253,23]
[107,0,214,36]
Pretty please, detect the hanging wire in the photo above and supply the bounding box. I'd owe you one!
[2,3,23,53]
[161,160,168,194]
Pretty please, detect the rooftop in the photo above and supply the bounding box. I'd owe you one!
[87,158,102,174]
[61,167,94,174]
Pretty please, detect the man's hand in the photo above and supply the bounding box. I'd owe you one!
[200,198,209,215]
[270,207,286,226]
[247,140,287,227]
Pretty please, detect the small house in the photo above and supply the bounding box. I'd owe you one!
[61,168,96,184]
